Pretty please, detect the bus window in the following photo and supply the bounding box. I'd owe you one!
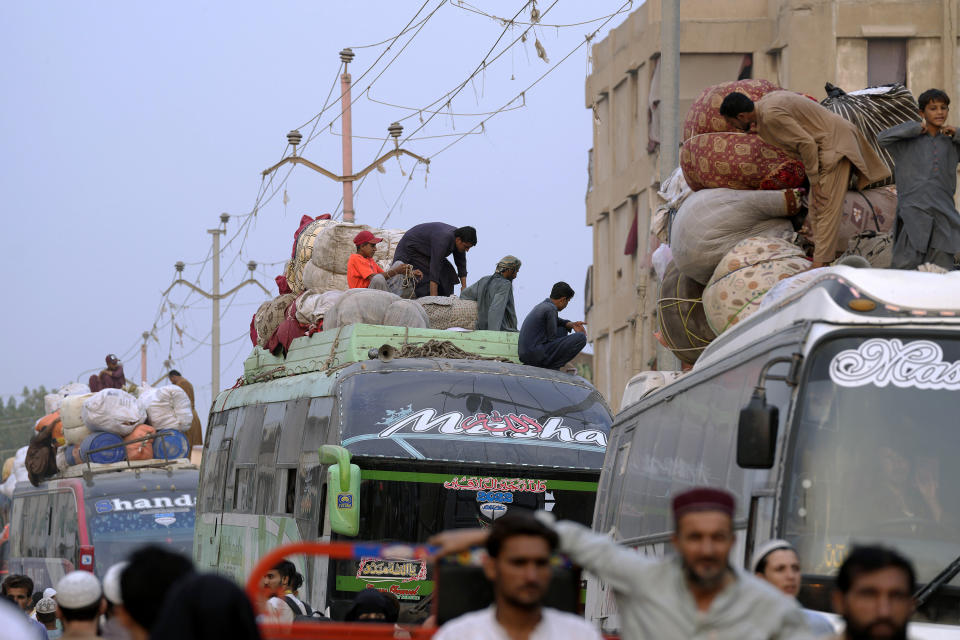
[297,398,333,528]
[234,406,265,464]
[257,404,286,513]
[200,420,225,513]
[234,467,255,513]
[276,467,297,515]
[52,492,78,564]
[23,493,51,558]
[278,399,309,465]
[600,438,632,536]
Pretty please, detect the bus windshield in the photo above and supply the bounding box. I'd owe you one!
[337,370,611,469]
[86,489,196,574]
[784,334,960,619]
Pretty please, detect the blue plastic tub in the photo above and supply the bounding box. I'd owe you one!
[154,429,189,460]
[63,444,84,466]
[80,432,126,464]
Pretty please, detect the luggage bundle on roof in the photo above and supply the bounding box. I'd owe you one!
[0,384,196,492]
[652,81,919,365]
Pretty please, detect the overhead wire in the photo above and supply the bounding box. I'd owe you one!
[453,0,633,28]
[428,0,634,161]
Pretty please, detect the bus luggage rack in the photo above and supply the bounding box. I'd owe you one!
[246,541,592,640]
[60,431,196,479]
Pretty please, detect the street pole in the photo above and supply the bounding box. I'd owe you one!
[140,331,150,386]
[340,48,355,222]
[657,0,681,371]
[208,214,227,398]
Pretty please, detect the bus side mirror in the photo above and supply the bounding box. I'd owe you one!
[320,445,361,537]
[737,388,778,469]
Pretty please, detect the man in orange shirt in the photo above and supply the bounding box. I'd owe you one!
[347,230,421,296]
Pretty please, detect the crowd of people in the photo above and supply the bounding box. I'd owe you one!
[0,485,923,639]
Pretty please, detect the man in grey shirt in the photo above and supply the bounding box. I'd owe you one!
[460,256,521,332]
[431,487,814,639]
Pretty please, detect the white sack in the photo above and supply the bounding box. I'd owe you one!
[44,382,92,414]
[81,389,146,437]
[12,446,28,483]
[61,393,93,445]
[383,299,430,329]
[138,385,193,432]
[671,188,799,284]
[323,288,400,330]
[651,244,673,281]
[295,290,344,325]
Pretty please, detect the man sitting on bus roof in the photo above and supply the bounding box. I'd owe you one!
[460,255,521,332]
[433,512,602,640]
[347,230,421,298]
[89,354,126,393]
[431,487,815,640]
[518,282,586,370]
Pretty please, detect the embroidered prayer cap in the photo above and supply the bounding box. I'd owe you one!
[671,487,736,523]
[55,570,102,609]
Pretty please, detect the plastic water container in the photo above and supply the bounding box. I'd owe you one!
[154,429,189,460]
[63,445,85,467]
[80,432,126,465]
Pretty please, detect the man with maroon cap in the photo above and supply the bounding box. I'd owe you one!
[347,230,421,297]
[431,487,813,639]
[88,354,126,393]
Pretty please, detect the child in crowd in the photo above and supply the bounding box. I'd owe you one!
[878,88,960,270]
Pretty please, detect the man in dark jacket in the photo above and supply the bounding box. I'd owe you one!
[393,223,477,298]
[89,354,126,393]
[518,282,586,370]
[460,255,520,331]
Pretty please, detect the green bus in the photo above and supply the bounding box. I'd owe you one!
[194,324,611,620]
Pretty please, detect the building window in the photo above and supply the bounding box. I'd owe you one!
[867,39,906,86]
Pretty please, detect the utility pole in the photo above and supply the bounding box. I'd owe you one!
[140,331,150,386]
[164,213,271,398]
[209,222,226,396]
[262,49,430,223]
[657,0,681,371]
[340,48,355,223]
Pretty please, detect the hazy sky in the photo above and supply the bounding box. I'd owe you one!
[1,1,631,421]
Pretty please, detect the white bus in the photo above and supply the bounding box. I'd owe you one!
[588,267,960,639]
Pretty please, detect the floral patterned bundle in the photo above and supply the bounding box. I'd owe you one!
[703,237,811,334]
[680,132,807,191]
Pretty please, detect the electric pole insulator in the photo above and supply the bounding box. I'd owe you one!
[174,261,185,273]
[220,212,230,225]
[287,130,302,147]
[247,261,257,272]
[339,48,355,64]
[388,122,403,140]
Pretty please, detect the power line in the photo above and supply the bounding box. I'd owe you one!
[453,0,635,28]
[428,0,633,161]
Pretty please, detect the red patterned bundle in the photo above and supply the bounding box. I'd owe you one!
[680,132,806,191]
[682,79,780,141]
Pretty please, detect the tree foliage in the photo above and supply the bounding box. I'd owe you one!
[0,385,49,462]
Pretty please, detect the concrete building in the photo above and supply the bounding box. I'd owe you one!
[584,0,959,411]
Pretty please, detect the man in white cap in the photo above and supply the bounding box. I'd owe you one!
[752,539,835,636]
[35,597,61,639]
[55,571,104,639]
[100,563,131,640]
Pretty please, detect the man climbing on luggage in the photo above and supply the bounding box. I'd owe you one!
[720,91,890,267]
[878,88,960,270]
[518,282,586,370]
[392,223,477,298]
[460,255,521,331]
[347,230,421,297]
[167,370,203,448]
[89,354,126,393]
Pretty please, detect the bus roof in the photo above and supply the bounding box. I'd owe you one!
[697,266,960,369]
[216,354,597,413]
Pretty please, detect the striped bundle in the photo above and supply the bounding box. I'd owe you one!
[820,83,920,189]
